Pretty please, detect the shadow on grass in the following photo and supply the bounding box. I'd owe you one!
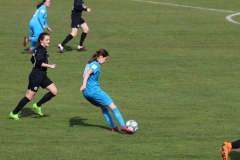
[69,116,110,131]
[69,117,133,134]
[21,48,31,54]
[20,108,50,119]
[55,46,87,53]
[229,151,240,160]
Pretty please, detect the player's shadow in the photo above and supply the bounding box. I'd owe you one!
[21,48,31,54]
[229,151,240,160]
[69,117,110,131]
[20,108,50,119]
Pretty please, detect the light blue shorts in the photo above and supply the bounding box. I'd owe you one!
[29,19,43,42]
[83,89,113,107]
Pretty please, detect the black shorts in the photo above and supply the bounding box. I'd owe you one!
[71,15,85,29]
[28,70,53,92]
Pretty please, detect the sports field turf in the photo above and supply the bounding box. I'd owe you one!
[1,0,240,159]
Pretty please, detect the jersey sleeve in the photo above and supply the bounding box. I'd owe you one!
[38,6,49,28]
[89,62,100,74]
[75,0,87,11]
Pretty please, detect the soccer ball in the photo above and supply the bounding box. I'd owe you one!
[126,120,138,132]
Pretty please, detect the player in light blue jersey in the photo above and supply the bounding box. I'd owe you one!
[80,49,134,134]
[23,0,52,53]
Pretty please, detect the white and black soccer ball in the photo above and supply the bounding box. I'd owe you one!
[126,120,138,132]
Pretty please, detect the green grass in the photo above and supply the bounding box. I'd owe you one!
[1,0,240,159]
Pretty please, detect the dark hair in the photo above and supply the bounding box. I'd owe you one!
[88,49,109,63]
[36,32,50,47]
[37,0,46,8]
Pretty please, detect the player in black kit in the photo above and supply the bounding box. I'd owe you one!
[10,32,57,120]
[58,0,91,53]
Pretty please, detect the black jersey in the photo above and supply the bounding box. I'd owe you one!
[31,45,49,71]
[72,0,87,16]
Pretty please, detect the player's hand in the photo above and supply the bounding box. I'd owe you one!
[50,64,56,69]
[87,8,91,12]
[80,85,86,92]
[47,28,52,32]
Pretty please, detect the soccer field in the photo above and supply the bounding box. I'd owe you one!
[1,0,240,159]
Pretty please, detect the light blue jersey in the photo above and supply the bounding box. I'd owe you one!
[82,61,113,107]
[28,5,49,50]
[31,5,49,29]
[83,61,101,91]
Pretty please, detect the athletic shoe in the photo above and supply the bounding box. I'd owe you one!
[111,126,118,132]
[9,112,19,120]
[28,49,34,54]
[221,142,232,160]
[120,126,134,134]
[58,44,64,53]
[32,103,43,116]
[77,45,87,51]
[23,36,29,47]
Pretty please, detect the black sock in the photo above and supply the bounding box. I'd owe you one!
[232,140,240,149]
[12,97,30,114]
[79,32,87,46]
[61,34,73,46]
[37,92,55,107]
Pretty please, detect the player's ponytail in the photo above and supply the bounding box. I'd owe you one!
[88,49,109,63]
[37,0,46,8]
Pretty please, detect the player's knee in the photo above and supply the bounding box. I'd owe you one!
[26,94,34,100]
[52,89,57,96]
[71,32,77,37]
[49,86,57,96]
[108,103,117,110]
[84,28,89,33]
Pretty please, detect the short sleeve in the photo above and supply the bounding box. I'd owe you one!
[90,62,100,74]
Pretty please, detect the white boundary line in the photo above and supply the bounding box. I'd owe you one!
[226,13,240,24]
[132,0,240,24]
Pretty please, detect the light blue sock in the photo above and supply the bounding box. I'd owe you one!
[29,42,37,51]
[102,108,116,128]
[112,108,125,127]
